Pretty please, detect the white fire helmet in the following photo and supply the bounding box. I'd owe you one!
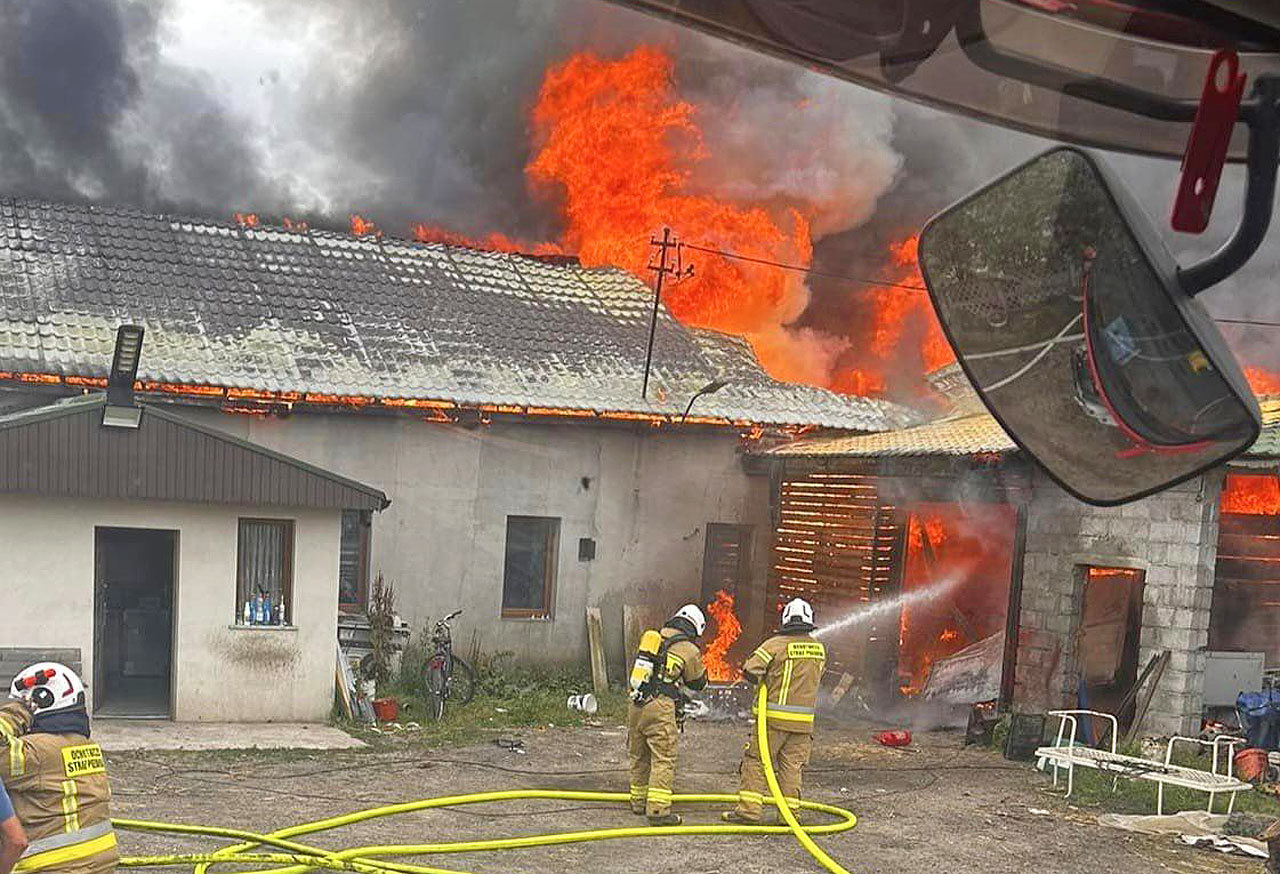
[673,603,707,638]
[782,598,815,630]
[11,662,87,715]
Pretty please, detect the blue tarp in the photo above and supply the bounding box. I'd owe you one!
[1237,690,1280,751]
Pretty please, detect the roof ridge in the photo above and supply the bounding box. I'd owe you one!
[0,194,625,271]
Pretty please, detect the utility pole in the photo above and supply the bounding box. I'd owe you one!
[642,226,684,400]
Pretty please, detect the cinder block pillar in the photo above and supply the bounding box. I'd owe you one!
[1013,469,1221,737]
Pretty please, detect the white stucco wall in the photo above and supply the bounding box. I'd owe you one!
[187,410,773,673]
[0,494,340,721]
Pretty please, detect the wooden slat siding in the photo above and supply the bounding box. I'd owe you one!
[0,648,82,685]
[0,401,385,511]
[768,471,901,679]
[1211,511,1280,664]
[1221,515,1280,537]
[1219,534,1280,561]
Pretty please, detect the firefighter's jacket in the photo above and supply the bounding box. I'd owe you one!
[654,627,707,697]
[742,631,826,733]
[0,703,118,874]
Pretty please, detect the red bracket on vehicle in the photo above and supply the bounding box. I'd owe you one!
[1172,49,1246,234]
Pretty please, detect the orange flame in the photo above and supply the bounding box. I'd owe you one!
[898,505,1015,696]
[233,212,259,228]
[829,369,886,396]
[906,514,948,551]
[527,47,813,377]
[1222,473,1280,515]
[350,214,379,237]
[704,589,743,683]
[1087,566,1140,579]
[409,222,564,256]
[1246,367,1280,397]
[860,235,956,386]
[396,47,955,398]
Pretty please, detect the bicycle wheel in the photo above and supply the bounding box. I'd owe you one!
[448,657,476,705]
[426,656,447,721]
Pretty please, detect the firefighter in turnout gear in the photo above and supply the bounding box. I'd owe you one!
[0,663,118,874]
[627,604,708,826]
[723,598,826,824]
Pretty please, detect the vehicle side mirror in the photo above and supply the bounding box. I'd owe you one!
[918,147,1261,505]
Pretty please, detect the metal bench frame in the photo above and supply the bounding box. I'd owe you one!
[1035,710,1251,815]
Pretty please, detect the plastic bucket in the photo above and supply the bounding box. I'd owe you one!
[1235,747,1269,782]
[568,693,598,715]
[372,697,400,722]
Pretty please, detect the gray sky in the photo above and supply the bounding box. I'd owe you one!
[0,0,1272,373]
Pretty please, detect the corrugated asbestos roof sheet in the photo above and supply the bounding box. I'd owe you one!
[769,411,1015,457]
[1252,398,1280,457]
[0,394,389,510]
[770,397,1280,459]
[0,198,916,431]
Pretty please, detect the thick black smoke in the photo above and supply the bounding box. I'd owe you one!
[0,0,285,214]
[0,0,1272,381]
[0,0,150,202]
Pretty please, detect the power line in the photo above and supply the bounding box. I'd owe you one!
[1215,316,1280,329]
[680,241,928,292]
[682,239,1280,330]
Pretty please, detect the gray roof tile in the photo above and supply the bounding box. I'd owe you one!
[0,198,917,431]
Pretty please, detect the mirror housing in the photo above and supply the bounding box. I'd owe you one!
[918,147,1261,506]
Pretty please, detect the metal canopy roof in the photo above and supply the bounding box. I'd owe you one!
[767,398,1280,461]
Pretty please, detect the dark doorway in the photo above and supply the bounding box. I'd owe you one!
[700,523,753,682]
[94,528,176,718]
[700,523,752,604]
[893,502,1018,703]
[1077,565,1146,732]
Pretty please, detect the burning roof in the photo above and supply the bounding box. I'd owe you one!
[768,360,1280,460]
[767,411,1016,458]
[764,399,1280,460]
[0,198,918,431]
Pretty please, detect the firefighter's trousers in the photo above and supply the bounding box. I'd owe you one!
[733,725,812,820]
[627,697,680,816]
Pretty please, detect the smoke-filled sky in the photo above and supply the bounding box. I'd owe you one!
[0,0,1273,376]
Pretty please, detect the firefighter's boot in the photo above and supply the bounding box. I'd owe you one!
[647,812,682,827]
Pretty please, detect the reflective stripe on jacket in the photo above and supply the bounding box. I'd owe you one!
[742,633,826,734]
[0,704,118,874]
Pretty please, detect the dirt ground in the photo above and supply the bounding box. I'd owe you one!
[108,719,1261,874]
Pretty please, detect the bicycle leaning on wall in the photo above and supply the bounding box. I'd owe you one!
[425,609,476,721]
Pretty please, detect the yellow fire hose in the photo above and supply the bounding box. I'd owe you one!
[114,685,855,874]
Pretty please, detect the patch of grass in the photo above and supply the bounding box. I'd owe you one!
[110,746,339,768]
[339,650,627,749]
[1043,747,1280,817]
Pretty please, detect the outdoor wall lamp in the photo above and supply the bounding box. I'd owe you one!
[681,378,729,423]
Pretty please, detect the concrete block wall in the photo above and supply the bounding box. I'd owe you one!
[1013,469,1223,737]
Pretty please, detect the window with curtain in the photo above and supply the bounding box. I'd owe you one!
[338,510,372,611]
[501,516,559,619]
[236,519,295,625]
